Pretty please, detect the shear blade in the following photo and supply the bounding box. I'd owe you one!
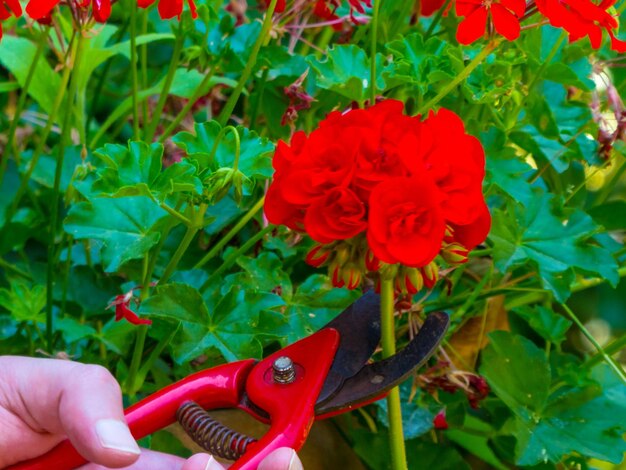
[315,310,449,415]
[315,290,382,405]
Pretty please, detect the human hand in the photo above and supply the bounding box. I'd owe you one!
[0,356,303,469]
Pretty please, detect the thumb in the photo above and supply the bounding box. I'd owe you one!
[0,356,141,468]
[258,448,304,470]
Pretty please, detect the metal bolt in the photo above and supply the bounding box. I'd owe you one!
[272,356,296,384]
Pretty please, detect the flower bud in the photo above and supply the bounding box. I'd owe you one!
[404,267,424,294]
[330,263,345,288]
[335,243,351,266]
[442,242,469,266]
[433,409,449,430]
[421,262,439,289]
[364,248,380,272]
[306,245,331,267]
[342,263,361,290]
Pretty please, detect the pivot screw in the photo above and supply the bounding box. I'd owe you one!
[272,356,296,384]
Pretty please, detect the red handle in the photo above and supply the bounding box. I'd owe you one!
[8,360,256,470]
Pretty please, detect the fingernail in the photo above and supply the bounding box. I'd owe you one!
[205,455,223,470]
[288,450,303,470]
[95,419,141,455]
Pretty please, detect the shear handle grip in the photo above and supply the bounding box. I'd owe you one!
[7,360,256,470]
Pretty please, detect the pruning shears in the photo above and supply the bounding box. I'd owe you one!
[10,291,449,470]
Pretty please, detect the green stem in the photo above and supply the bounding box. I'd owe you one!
[145,28,184,142]
[194,196,265,269]
[140,9,149,127]
[416,40,498,115]
[160,204,209,285]
[584,333,626,369]
[160,202,193,225]
[129,0,140,139]
[217,0,278,126]
[0,27,49,183]
[0,257,32,279]
[6,34,77,223]
[201,224,273,291]
[249,68,269,130]
[125,324,149,397]
[560,302,626,385]
[369,0,381,104]
[158,67,216,144]
[380,276,407,470]
[45,33,87,352]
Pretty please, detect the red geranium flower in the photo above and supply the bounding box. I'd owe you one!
[107,292,152,326]
[536,0,626,51]
[455,0,526,44]
[0,0,21,40]
[26,0,111,22]
[137,0,197,20]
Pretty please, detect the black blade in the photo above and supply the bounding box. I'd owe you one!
[315,311,449,415]
[315,291,382,405]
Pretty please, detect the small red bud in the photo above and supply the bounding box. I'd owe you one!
[421,262,439,289]
[405,268,424,294]
[442,242,469,266]
[365,249,381,272]
[306,245,330,268]
[433,409,449,430]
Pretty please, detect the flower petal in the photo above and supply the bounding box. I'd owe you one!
[491,4,521,41]
[456,6,488,45]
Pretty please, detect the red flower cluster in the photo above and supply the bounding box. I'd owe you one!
[536,0,626,52]
[265,100,490,290]
[270,0,370,26]
[453,0,626,51]
[456,0,526,44]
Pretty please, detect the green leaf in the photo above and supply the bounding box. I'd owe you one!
[515,365,626,465]
[513,306,572,344]
[490,191,618,301]
[481,331,551,419]
[0,279,46,323]
[0,35,61,115]
[56,317,97,343]
[377,380,434,439]
[223,252,293,300]
[64,196,168,272]
[481,333,626,465]
[307,45,386,102]
[589,200,626,231]
[385,33,445,90]
[0,161,19,227]
[141,283,284,363]
[172,121,274,179]
[90,141,202,201]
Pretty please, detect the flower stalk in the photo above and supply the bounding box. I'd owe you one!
[380,273,408,470]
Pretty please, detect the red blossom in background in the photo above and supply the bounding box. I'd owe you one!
[455,0,526,44]
[264,100,490,291]
[536,0,626,51]
[0,0,21,40]
[107,291,152,326]
[26,0,111,22]
[138,0,197,20]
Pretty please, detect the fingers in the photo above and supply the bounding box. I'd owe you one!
[80,448,188,470]
[258,448,303,470]
[0,356,140,468]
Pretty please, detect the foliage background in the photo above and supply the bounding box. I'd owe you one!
[1,0,626,468]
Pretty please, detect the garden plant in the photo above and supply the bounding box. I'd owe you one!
[1,0,626,468]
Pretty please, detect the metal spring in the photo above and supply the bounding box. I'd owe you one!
[176,401,257,461]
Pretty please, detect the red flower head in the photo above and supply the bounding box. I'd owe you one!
[536,0,626,51]
[138,0,197,19]
[0,0,21,40]
[455,0,526,44]
[265,99,490,291]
